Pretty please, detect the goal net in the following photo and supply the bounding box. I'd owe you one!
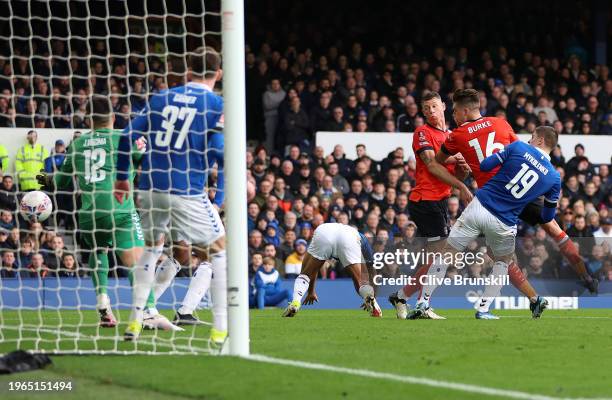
[0,0,248,355]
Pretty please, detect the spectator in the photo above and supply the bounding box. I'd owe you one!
[24,253,49,278]
[248,229,264,258]
[44,139,67,173]
[14,130,49,191]
[593,217,611,245]
[1,249,17,278]
[58,253,81,277]
[284,238,307,279]
[43,235,67,272]
[279,96,311,153]
[17,236,34,268]
[263,242,285,276]
[2,227,19,251]
[262,78,286,151]
[0,175,17,211]
[0,209,14,230]
[250,257,290,309]
[566,215,596,258]
[326,106,345,131]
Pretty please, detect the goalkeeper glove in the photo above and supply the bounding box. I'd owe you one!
[36,170,54,191]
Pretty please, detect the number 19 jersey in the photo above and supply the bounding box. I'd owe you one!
[441,116,518,187]
[476,141,561,227]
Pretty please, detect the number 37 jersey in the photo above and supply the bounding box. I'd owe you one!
[117,82,224,199]
[441,116,518,187]
[476,141,561,227]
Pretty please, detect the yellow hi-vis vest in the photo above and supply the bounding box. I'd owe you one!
[15,143,49,191]
[0,145,8,174]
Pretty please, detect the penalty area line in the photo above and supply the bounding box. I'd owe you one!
[245,354,610,400]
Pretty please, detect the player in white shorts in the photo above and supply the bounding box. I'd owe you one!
[282,223,382,317]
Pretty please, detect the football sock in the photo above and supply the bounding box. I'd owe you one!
[358,284,375,299]
[153,257,183,301]
[292,274,310,303]
[556,232,589,278]
[508,262,537,302]
[399,263,430,300]
[417,260,448,305]
[476,261,508,312]
[129,245,163,323]
[178,262,213,315]
[210,251,228,332]
[128,269,156,310]
[90,250,109,296]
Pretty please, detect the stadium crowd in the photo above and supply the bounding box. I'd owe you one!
[0,0,611,285]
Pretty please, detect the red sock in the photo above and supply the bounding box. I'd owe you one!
[508,262,526,288]
[556,232,587,277]
[402,263,430,298]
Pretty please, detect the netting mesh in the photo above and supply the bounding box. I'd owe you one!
[0,0,223,355]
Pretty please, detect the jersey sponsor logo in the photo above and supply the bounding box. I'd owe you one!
[467,119,492,134]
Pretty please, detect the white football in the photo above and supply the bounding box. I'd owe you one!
[20,191,53,222]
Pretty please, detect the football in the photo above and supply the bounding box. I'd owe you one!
[19,191,53,223]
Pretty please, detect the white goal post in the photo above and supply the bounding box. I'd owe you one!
[222,0,250,356]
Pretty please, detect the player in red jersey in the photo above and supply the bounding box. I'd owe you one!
[388,92,471,319]
[437,89,596,315]
[390,89,595,320]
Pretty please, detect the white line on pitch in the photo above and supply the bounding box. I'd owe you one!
[245,354,611,400]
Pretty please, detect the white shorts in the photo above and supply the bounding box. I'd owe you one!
[307,223,363,267]
[138,191,225,245]
[447,197,517,257]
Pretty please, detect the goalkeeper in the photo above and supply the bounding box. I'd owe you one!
[40,96,167,329]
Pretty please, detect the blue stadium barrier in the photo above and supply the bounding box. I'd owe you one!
[0,278,610,310]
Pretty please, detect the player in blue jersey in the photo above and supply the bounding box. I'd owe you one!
[410,126,561,320]
[114,47,228,344]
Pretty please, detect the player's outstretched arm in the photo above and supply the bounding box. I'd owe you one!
[115,109,150,203]
[426,149,473,204]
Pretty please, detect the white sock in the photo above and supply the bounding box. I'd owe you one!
[397,289,408,300]
[178,262,212,315]
[153,257,182,302]
[292,274,310,303]
[96,293,110,311]
[129,245,163,323]
[210,251,227,332]
[417,260,448,305]
[358,284,374,299]
[476,261,508,313]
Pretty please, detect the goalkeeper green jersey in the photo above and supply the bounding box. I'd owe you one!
[54,128,140,222]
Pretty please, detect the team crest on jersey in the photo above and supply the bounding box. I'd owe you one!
[418,131,430,145]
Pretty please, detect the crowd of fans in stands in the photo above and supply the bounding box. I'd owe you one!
[0,3,611,285]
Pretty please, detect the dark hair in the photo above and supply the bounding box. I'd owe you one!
[88,95,112,126]
[452,88,480,109]
[534,125,558,148]
[189,46,221,79]
[421,91,442,104]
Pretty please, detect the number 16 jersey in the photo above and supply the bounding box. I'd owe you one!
[441,116,518,187]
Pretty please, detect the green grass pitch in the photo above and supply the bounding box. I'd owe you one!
[0,308,611,399]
